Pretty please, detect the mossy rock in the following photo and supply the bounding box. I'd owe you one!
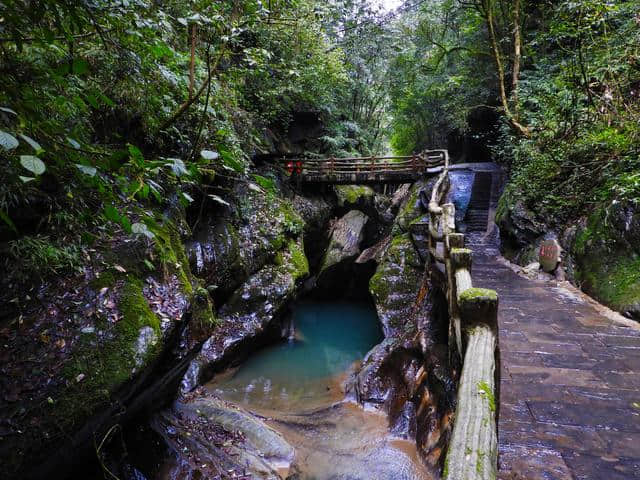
[334,185,375,207]
[571,205,640,320]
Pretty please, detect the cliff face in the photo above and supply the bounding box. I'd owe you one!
[496,188,640,321]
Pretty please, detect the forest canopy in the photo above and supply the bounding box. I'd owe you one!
[1,0,639,280]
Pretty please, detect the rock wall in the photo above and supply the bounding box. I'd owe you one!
[0,165,331,480]
[355,179,455,474]
[497,188,640,320]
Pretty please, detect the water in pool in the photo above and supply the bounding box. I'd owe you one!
[210,300,383,412]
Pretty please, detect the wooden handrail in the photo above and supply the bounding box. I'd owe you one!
[425,161,499,480]
[281,149,448,182]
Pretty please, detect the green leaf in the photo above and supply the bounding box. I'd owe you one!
[220,149,244,173]
[72,59,89,75]
[67,137,81,149]
[200,150,219,160]
[0,209,17,233]
[20,155,46,175]
[252,174,276,193]
[85,94,99,109]
[182,192,194,203]
[0,107,17,116]
[120,215,132,234]
[104,205,120,223]
[76,164,97,176]
[131,222,155,239]
[128,144,144,166]
[0,130,19,150]
[19,134,44,154]
[19,176,35,183]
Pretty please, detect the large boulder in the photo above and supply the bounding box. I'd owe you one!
[0,217,202,480]
[495,187,546,260]
[316,210,369,291]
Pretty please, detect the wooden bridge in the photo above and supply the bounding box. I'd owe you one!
[282,149,448,184]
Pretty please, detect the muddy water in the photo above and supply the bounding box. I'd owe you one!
[208,301,433,480]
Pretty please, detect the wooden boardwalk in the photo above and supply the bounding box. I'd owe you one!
[460,166,640,479]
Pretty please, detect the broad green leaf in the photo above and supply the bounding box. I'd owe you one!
[132,222,155,239]
[252,174,276,193]
[0,130,19,150]
[67,137,81,149]
[208,194,230,207]
[120,215,132,234]
[19,176,35,183]
[104,205,120,223]
[220,149,244,173]
[20,155,46,175]
[76,164,97,176]
[85,94,99,109]
[200,150,219,160]
[19,134,44,154]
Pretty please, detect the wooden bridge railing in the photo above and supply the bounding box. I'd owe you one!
[426,163,499,480]
[283,149,449,183]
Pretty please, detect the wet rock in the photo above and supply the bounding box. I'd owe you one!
[321,210,369,270]
[569,202,640,320]
[369,233,423,337]
[184,237,309,391]
[0,217,196,480]
[316,210,368,290]
[362,179,455,472]
[153,396,294,479]
[495,189,545,254]
[334,185,376,209]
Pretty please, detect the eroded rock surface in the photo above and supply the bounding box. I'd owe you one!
[183,237,310,391]
[153,395,295,479]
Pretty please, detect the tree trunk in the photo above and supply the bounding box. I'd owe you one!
[482,0,529,136]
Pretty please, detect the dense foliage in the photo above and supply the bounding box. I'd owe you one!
[0,0,392,282]
[388,0,640,220]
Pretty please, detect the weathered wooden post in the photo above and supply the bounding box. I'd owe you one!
[444,247,499,480]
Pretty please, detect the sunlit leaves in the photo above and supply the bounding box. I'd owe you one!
[19,134,44,154]
[0,131,19,150]
[200,150,219,160]
[20,155,46,176]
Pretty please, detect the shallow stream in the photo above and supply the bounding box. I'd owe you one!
[208,300,432,480]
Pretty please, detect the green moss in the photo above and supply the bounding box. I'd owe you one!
[460,288,498,302]
[90,270,117,290]
[335,185,374,205]
[147,219,193,295]
[477,380,496,413]
[369,268,389,303]
[287,238,309,278]
[191,286,218,333]
[572,207,640,312]
[476,450,486,475]
[56,276,162,431]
